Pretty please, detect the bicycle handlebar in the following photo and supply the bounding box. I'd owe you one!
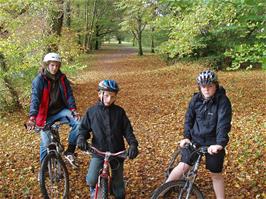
[85,146,128,159]
[24,116,70,133]
[184,143,208,155]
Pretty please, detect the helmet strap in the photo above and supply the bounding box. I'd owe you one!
[101,90,105,106]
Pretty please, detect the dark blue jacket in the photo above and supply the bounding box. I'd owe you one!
[29,71,76,126]
[184,87,232,148]
[79,102,138,153]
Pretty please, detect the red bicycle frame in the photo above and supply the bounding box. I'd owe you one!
[86,146,127,199]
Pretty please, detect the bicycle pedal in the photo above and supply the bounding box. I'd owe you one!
[64,156,79,169]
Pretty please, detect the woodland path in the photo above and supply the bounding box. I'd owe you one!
[0,44,265,198]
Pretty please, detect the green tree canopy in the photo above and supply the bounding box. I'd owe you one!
[155,0,266,69]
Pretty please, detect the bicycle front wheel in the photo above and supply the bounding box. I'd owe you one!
[151,180,204,199]
[40,152,69,199]
[96,177,108,199]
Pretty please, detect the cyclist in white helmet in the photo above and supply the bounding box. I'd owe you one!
[166,69,232,199]
[26,52,80,173]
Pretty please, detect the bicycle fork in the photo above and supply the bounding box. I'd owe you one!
[95,155,111,199]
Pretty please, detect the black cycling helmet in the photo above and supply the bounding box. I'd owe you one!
[196,70,218,86]
[98,80,119,93]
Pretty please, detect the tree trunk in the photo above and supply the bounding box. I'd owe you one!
[117,35,122,44]
[95,25,99,50]
[47,0,64,52]
[83,0,89,50]
[137,18,143,56]
[151,26,155,53]
[137,31,143,56]
[87,0,97,51]
[76,3,82,45]
[0,53,22,109]
[64,0,71,27]
[132,36,136,46]
[50,0,64,36]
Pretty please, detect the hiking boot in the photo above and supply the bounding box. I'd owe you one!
[64,151,79,169]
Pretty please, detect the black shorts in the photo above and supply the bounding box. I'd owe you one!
[180,146,225,173]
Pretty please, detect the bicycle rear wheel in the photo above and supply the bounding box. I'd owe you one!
[151,180,204,199]
[40,153,69,199]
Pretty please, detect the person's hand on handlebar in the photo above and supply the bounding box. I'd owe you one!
[25,116,36,131]
[208,145,223,155]
[128,144,139,159]
[179,138,191,148]
[77,135,89,151]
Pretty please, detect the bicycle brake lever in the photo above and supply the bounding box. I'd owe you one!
[119,153,128,159]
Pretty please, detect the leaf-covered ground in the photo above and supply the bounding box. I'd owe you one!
[0,44,265,198]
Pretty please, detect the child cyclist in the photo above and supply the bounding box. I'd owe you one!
[166,70,232,199]
[26,52,80,169]
[77,80,139,199]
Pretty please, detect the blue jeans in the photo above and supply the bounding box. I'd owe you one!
[86,157,125,199]
[40,109,80,163]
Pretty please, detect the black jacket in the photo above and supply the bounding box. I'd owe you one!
[184,87,232,148]
[79,102,138,153]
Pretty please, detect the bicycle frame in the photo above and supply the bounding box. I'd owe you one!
[163,144,208,199]
[181,150,203,199]
[180,146,208,199]
[35,121,67,154]
[45,124,64,155]
[86,146,127,199]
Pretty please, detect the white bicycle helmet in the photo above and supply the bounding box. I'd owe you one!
[43,53,61,63]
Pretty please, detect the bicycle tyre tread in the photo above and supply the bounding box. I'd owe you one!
[151,180,204,199]
[98,178,108,199]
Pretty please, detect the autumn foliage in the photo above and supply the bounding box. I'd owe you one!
[0,45,265,198]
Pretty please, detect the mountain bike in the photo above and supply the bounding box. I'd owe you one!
[85,146,128,199]
[34,121,70,199]
[151,144,208,199]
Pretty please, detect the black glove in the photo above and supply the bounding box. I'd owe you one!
[128,144,139,159]
[77,135,89,151]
